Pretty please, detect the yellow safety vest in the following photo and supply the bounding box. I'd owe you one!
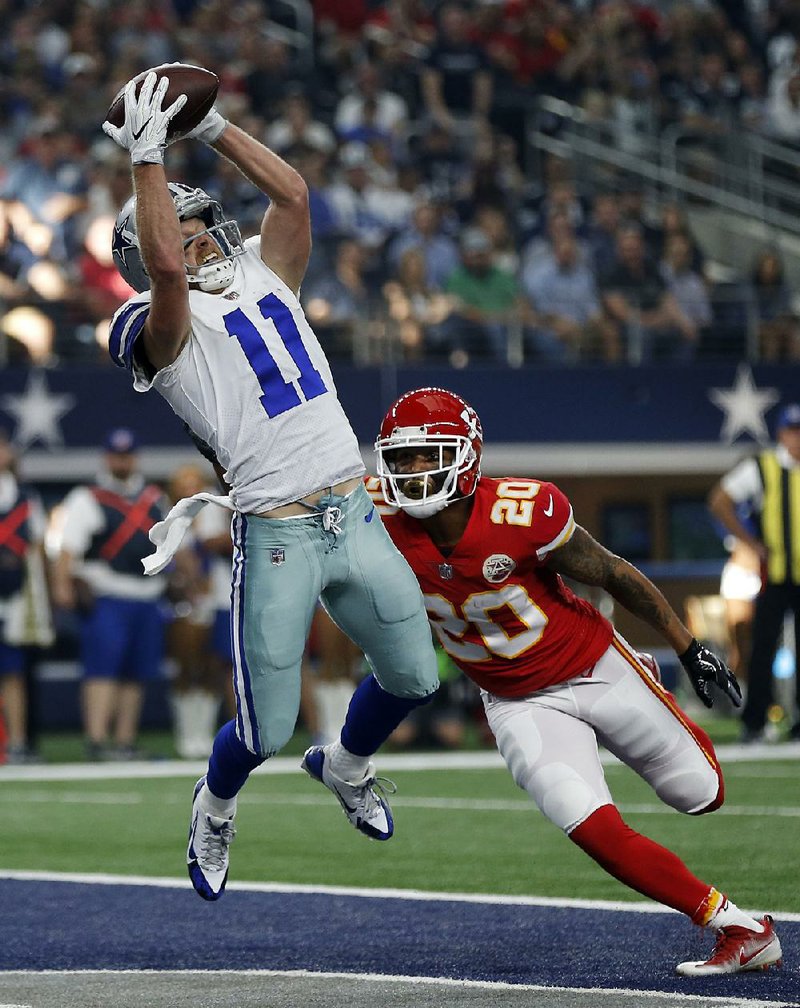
[757,451,800,584]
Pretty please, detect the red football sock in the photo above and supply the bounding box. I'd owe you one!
[569,804,714,919]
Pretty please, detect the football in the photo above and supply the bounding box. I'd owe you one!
[106,64,219,142]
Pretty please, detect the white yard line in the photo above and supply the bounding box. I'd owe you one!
[3,788,799,820]
[2,742,800,783]
[0,969,792,1006]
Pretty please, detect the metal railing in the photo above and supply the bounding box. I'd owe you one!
[261,0,314,73]
[527,96,800,237]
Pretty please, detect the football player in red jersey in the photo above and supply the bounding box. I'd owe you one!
[368,386,783,977]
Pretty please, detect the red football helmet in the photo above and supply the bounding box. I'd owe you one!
[375,387,483,518]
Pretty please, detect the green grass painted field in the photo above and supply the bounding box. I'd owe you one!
[2,744,797,914]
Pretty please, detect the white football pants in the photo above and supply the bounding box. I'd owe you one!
[482,634,722,835]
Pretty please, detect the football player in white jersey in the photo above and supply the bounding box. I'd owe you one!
[103,70,439,901]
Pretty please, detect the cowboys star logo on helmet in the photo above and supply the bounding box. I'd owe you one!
[376,387,483,520]
[482,554,516,584]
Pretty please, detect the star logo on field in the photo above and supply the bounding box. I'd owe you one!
[708,364,780,444]
[0,370,76,450]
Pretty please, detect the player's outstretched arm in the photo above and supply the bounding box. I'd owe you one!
[201,122,310,295]
[133,163,193,370]
[103,72,192,370]
[546,525,742,708]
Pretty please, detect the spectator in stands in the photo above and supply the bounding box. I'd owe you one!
[521,210,590,281]
[749,248,800,361]
[737,60,769,134]
[360,142,418,238]
[523,232,616,363]
[526,178,588,244]
[0,116,88,265]
[302,238,373,359]
[387,198,460,290]
[0,432,52,763]
[444,226,526,363]
[50,428,168,761]
[84,143,134,223]
[381,246,455,360]
[287,146,340,287]
[679,49,741,135]
[455,127,527,219]
[616,178,663,257]
[334,60,409,147]
[241,35,304,113]
[327,142,405,262]
[658,202,707,276]
[420,2,493,140]
[265,89,337,159]
[659,231,713,346]
[600,223,698,363]
[585,191,621,276]
[58,53,109,143]
[474,204,520,274]
[411,122,471,205]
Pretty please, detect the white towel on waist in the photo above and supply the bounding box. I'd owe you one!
[143,492,235,575]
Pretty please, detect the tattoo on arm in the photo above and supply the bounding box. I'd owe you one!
[547,526,680,639]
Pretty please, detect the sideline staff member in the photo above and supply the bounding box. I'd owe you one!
[708,403,800,743]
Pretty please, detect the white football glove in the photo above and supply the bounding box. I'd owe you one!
[102,71,188,165]
[186,106,228,145]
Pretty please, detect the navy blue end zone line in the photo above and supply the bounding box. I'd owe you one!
[0,879,796,1000]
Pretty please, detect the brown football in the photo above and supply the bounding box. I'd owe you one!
[106,64,219,142]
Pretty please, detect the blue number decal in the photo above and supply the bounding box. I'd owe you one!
[223,293,327,418]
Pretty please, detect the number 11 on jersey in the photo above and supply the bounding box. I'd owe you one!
[224,292,328,418]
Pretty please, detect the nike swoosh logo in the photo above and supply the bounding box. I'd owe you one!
[365,506,374,523]
[543,494,554,517]
[739,941,772,966]
[131,121,149,140]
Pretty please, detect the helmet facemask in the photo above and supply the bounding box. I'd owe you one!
[182,220,244,292]
[376,430,476,519]
[111,183,244,293]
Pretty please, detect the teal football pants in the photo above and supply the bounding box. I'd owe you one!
[230,483,438,757]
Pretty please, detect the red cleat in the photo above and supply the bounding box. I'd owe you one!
[676,915,783,976]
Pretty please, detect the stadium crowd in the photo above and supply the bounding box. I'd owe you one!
[2,0,800,368]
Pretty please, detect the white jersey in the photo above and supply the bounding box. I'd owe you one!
[109,237,365,514]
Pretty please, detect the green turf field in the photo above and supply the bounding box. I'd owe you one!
[2,752,797,913]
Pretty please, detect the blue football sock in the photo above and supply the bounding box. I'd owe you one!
[340,673,435,756]
[206,719,265,800]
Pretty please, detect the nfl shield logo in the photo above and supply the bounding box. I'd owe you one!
[271,548,286,566]
[438,563,454,580]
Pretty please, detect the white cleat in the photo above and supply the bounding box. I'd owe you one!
[301,745,394,840]
[676,915,783,976]
[186,776,236,901]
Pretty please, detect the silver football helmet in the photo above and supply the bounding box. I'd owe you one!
[112,182,245,293]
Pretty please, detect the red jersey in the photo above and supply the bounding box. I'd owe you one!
[366,475,613,698]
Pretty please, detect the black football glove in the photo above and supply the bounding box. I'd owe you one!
[679,638,743,708]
